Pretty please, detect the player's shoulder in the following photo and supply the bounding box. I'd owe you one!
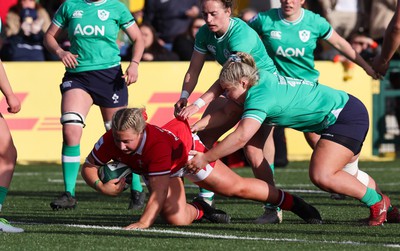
[303,8,326,22]
[230,17,256,35]
[146,124,170,142]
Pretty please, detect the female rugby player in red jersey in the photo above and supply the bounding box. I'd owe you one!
[81,108,321,229]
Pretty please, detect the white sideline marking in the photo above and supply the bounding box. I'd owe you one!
[20,222,397,248]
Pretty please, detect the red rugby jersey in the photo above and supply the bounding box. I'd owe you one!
[90,119,193,177]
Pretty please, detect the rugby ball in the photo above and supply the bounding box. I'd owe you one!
[98,162,132,186]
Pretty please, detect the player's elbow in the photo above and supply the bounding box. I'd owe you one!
[235,135,250,148]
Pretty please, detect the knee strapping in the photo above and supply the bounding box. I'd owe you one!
[61,112,86,128]
[343,158,369,186]
[343,158,359,176]
[356,170,370,186]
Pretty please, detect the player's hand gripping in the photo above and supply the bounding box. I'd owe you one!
[186,150,207,174]
[174,98,188,118]
[176,104,200,121]
[96,178,126,197]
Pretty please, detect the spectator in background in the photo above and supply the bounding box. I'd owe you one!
[143,0,200,51]
[1,0,51,61]
[127,22,179,62]
[172,17,213,61]
[0,0,18,25]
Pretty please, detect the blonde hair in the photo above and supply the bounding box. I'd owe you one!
[112,108,147,134]
[219,52,259,88]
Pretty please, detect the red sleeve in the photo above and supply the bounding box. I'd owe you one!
[90,130,116,165]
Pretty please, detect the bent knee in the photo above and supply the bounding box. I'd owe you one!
[0,145,17,166]
[310,172,335,190]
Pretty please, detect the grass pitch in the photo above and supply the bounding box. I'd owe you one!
[0,160,399,251]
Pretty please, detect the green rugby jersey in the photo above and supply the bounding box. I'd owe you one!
[243,70,349,133]
[53,0,135,72]
[195,17,277,73]
[249,8,332,82]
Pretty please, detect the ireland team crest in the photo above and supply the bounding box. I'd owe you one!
[299,30,310,42]
[98,10,110,21]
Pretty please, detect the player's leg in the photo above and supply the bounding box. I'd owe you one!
[159,177,206,225]
[244,125,282,224]
[309,95,393,226]
[196,97,242,206]
[309,139,390,226]
[305,132,346,200]
[341,156,399,223]
[50,88,92,210]
[194,160,322,224]
[101,107,145,210]
[0,116,23,233]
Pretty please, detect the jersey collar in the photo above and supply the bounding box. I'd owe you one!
[214,17,235,41]
[84,0,107,6]
[132,130,147,155]
[278,8,305,26]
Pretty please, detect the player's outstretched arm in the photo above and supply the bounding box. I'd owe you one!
[124,174,170,229]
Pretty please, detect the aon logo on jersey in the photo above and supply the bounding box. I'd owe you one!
[276,46,305,57]
[74,24,105,36]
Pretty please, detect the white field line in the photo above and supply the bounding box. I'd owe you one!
[14,222,400,248]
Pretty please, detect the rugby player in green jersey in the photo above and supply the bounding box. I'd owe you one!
[248,0,378,149]
[247,0,396,213]
[44,0,145,211]
[188,52,394,226]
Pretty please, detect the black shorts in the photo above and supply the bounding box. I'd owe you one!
[60,65,128,108]
[320,94,369,155]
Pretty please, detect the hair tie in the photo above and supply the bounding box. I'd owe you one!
[229,54,241,63]
[142,109,148,121]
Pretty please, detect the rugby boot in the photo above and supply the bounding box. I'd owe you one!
[192,199,231,223]
[368,194,390,226]
[193,196,215,208]
[50,192,77,210]
[291,195,322,224]
[254,206,283,224]
[0,218,24,233]
[128,190,146,210]
[330,193,346,200]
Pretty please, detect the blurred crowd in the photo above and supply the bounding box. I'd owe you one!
[0,0,398,63]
